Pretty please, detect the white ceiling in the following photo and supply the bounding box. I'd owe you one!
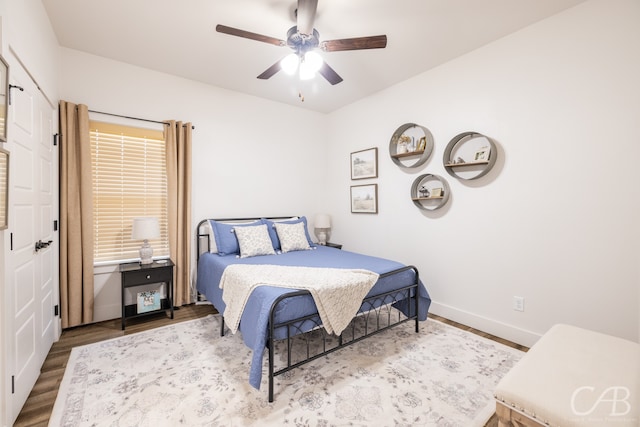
[41,0,585,113]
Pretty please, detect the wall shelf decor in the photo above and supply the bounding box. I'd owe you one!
[388,123,434,168]
[410,173,450,211]
[443,131,497,180]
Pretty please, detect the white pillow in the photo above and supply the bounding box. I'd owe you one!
[202,220,218,253]
[274,221,312,253]
[234,224,276,258]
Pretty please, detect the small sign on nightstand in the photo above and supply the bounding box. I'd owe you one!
[137,290,161,313]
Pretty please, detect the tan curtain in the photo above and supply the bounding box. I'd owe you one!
[164,121,192,306]
[59,101,94,328]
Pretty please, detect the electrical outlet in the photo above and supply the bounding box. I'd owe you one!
[513,296,525,312]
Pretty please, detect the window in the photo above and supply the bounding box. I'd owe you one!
[90,121,169,263]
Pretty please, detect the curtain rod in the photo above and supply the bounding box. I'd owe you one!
[88,109,195,130]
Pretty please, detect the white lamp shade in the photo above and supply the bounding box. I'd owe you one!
[131,217,160,240]
[299,61,316,80]
[304,51,323,72]
[281,53,299,75]
[314,214,331,229]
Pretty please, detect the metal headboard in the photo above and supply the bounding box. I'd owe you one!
[196,216,300,262]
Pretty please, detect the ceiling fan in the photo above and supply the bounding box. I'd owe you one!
[216,0,387,85]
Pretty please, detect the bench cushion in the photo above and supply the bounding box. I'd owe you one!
[494,324,639,427]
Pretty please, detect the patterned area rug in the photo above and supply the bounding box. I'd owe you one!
[49,315,523,426]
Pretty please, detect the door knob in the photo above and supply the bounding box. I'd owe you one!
[35,240,53,252]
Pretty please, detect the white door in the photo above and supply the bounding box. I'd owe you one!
[5,55,58,423]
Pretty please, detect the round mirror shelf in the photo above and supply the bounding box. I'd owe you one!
[410,173,450,211]
[443,131,497,180]
[389,123,434,168]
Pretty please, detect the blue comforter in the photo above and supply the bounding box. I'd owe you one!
[196,245,431,389]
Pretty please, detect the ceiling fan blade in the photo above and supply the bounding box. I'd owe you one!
[321,35,387,52]
[318,61,343,85]
[216,24,285,47]
[257,60,283,80]
[296,0,318,35]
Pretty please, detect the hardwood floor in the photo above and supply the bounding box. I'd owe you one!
[14,305,527,427]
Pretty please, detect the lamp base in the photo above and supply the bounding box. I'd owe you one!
[315,230,328,246]
[139,240,154,264]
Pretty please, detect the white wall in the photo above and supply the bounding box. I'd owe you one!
[326,0,640,345]
[5,0,58,101]
[59,48,329,321]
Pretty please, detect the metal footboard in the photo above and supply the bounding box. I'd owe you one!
[266,265,420,402]
[196,219,421,402]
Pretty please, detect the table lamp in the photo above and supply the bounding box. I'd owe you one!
[314,214,331,245]
[131,217,160,264]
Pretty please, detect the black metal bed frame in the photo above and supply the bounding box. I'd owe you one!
[196,218,420,402]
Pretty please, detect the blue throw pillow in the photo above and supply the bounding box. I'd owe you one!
[209,219,263,256]
[263,216,316,250]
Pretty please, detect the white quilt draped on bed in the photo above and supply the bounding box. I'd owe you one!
[220,264,380,336]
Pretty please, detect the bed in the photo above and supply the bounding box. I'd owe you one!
[196,216,431,401]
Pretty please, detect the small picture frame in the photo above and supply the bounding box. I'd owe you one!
[417,136,427,152]
[430,187,443,198]
[351,184,378,214]
[474,146,491,162]
[137,290,161,313]
[350,147,378,180]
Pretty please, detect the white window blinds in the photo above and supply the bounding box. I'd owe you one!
[90,121,169,263]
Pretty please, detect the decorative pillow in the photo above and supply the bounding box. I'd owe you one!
[234,224,276,258]
[264,216,316,250]
[274,221,312,253]
[204,220,218,253]
[210,219,262,256]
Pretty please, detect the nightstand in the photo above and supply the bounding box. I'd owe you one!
[324,242,342,250]
[119,259,174,330]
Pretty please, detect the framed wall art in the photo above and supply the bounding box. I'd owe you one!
[0,55,8,142]
[350,147,378,180]
[351,183,378,214]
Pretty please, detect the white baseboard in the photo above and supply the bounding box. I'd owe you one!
[429,301,541,348]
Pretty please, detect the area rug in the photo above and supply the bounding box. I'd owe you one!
[49,314,523,427]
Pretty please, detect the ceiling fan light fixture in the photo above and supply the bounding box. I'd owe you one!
[217,0,387,86]
[299,61,316,80]
[299,50,322,80]
[304,51,323,72]
[281,53,299,75]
